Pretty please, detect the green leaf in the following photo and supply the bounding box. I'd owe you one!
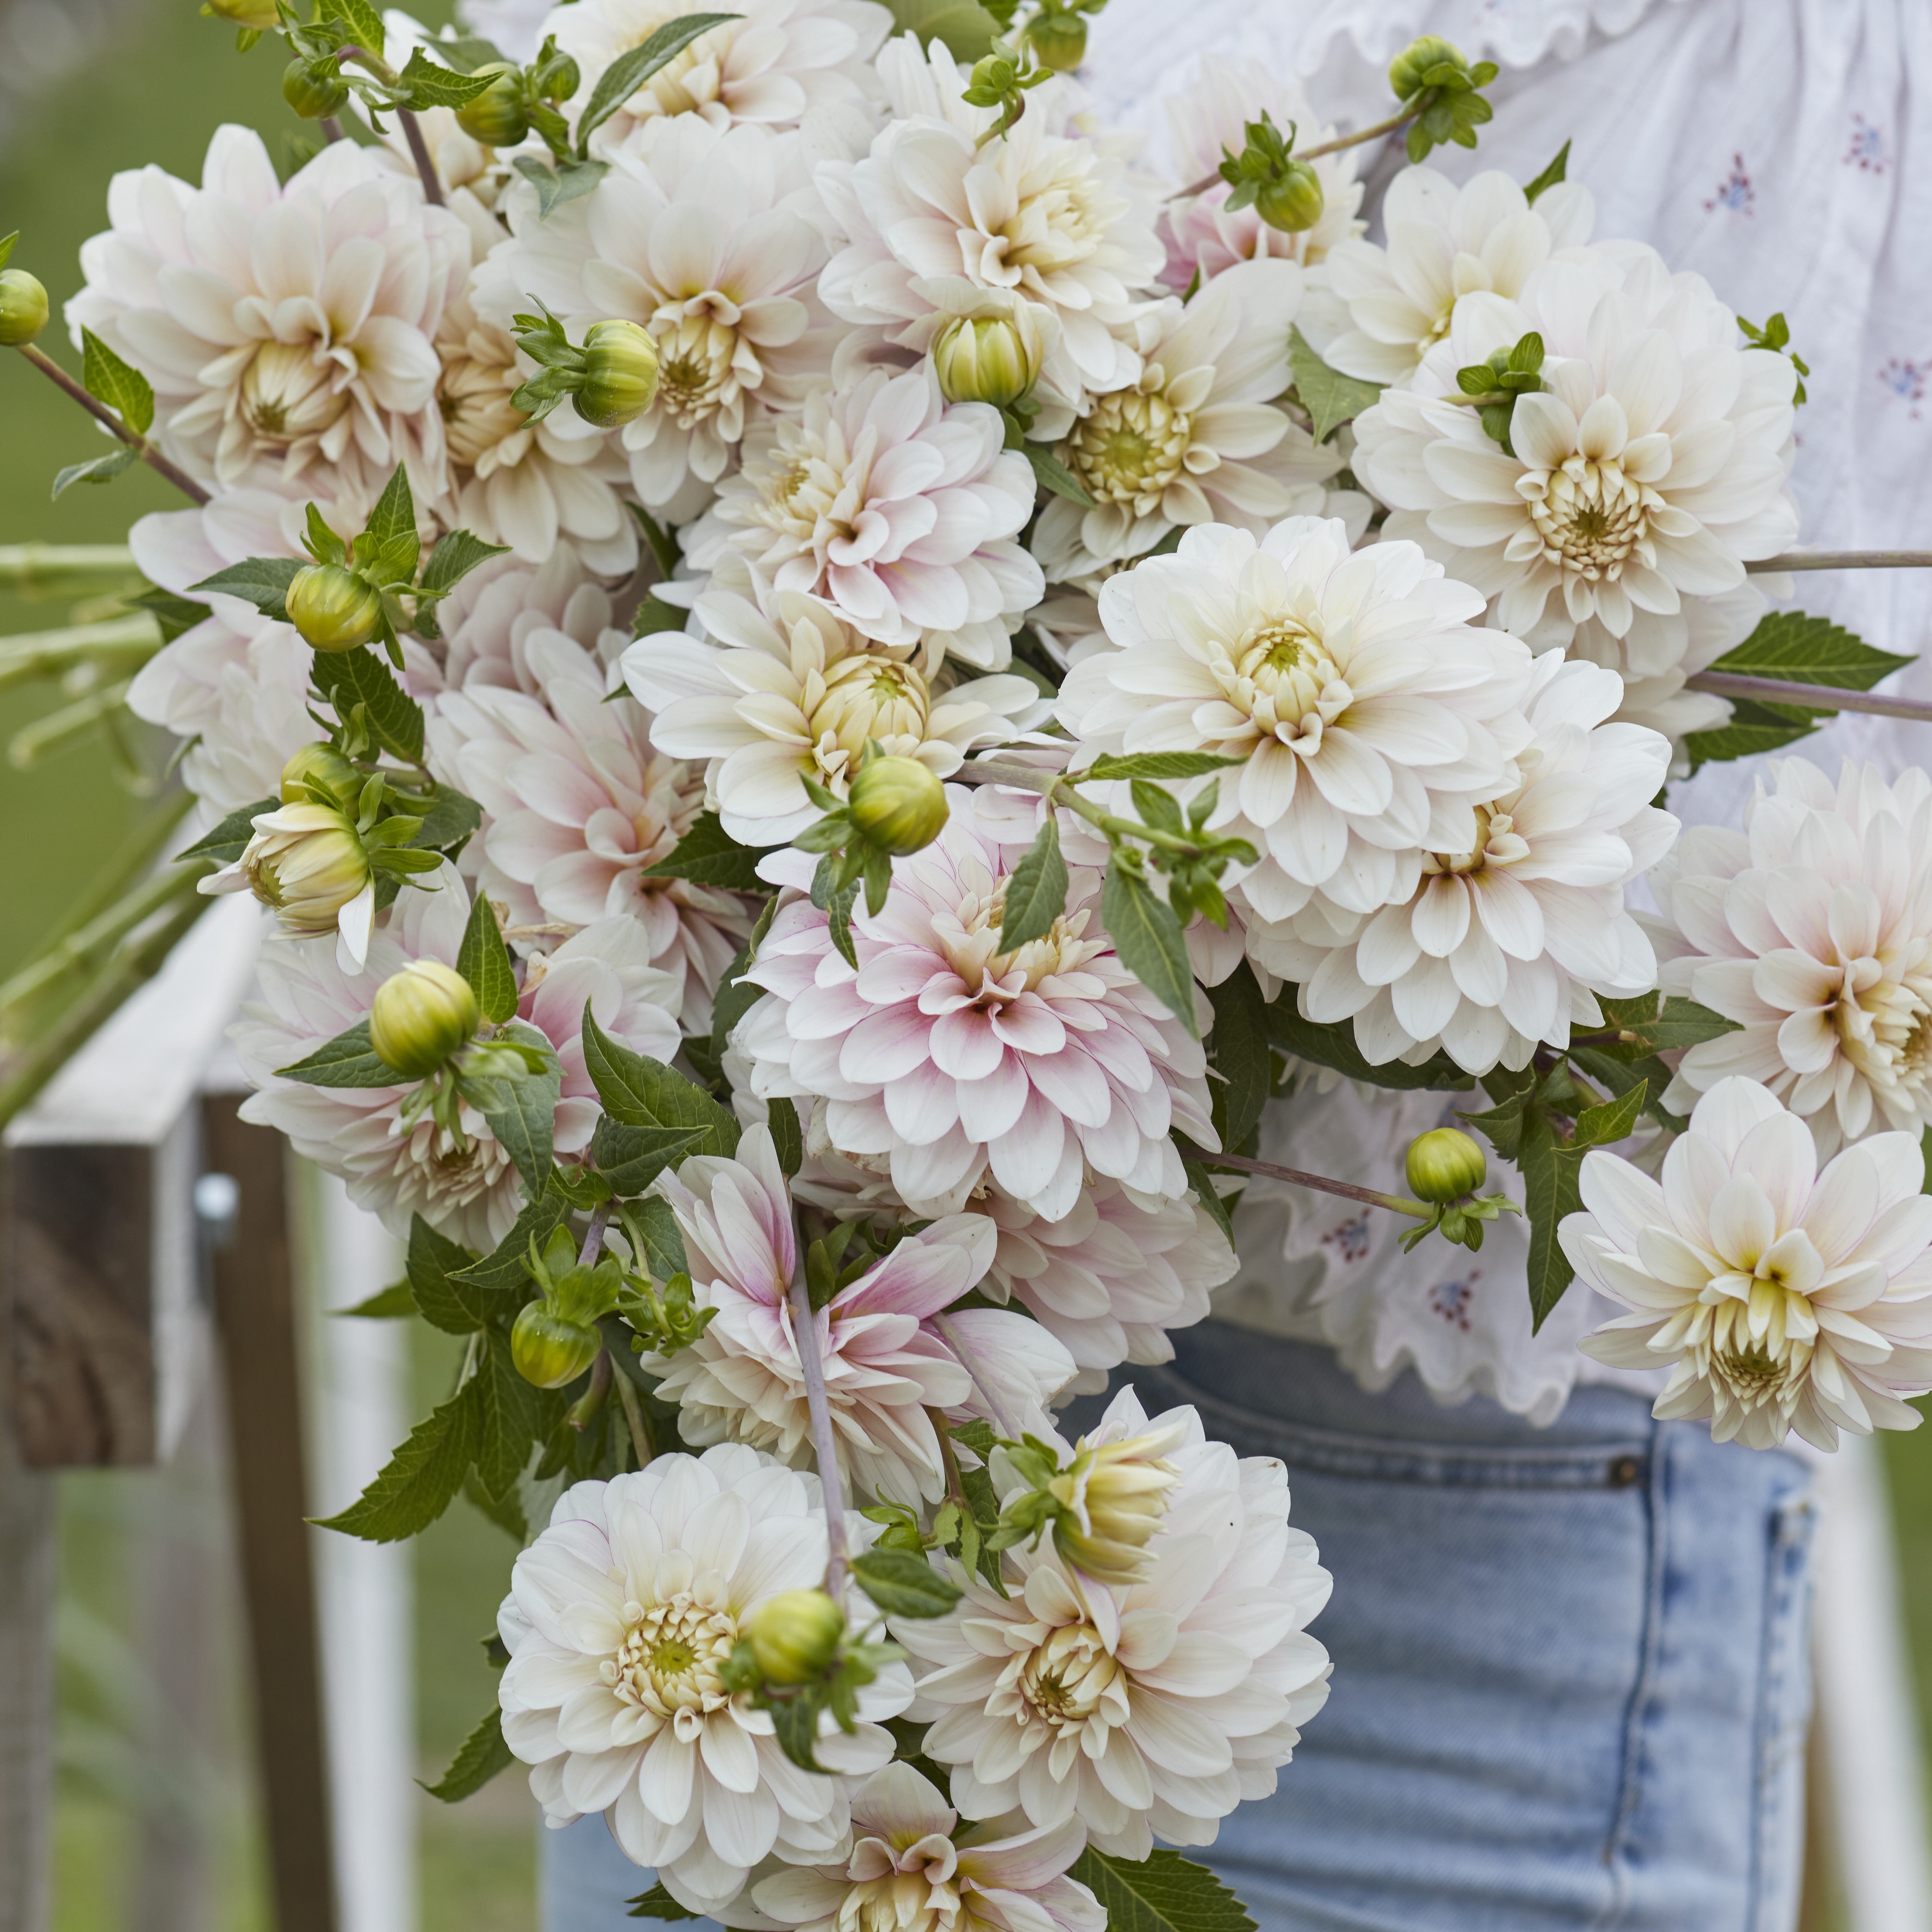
[189,555,305,622]
[1575,1078,1649,1153]
[452,1183,572,1292]
[276,1018,399,1089]
[1566,1044,1684,1135]
[622,1195,689,1282]
[395,48,500,108]
[456,891,520,1024]
[631,595,686,639]
[420,529,510,598]
[852,1548,963,1620]
[1523,140,1571,204]
[767,1095,803,1177]
[1265,998,1471,1093]
[1288,325,1382,443]
[1102,860,1198,1035]
[479,1022,562,1197]
[1182,1158,1236,1250]
[130,585,211,644]
[1206,960,1269,1153]
[1130,779,1186,837]
[473,1329,546,1499]
[314,1376,480,1542]
[1459,1069,1537,1163]
[626,1884,705,1922]
[309,647,426,765]
[80,329,154,436]
[641,811,773,892]
[324,0,387,59]
[1591,992,1739,1056]
[0,232,14,272]
[421,1704,513,1802]
[404,1214,520,1334]
[583,1007,740,1156]
[1079,752,1241,782]
[176,794,277,865]
[883,0,999,60]
[589,1120,706,1196]
[576,14,741,153]
[999,816,1068,953]
[356,464,421,587]
[1025,443,1094,507]
[1519,1080,1647,1332]
[512,154,610,219]
[1068,1848,1257,1932]
[52,447,139,498]
[405,784,483,857]
[336,1281,416,1318]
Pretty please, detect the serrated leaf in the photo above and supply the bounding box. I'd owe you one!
[1459,1070,1536,1163]
[623,1194,689,1282]
[176,794,277,865]
[1574,1078,1648,1153]
[1519,1080,1646,1333]
[1591,992,1739,1056]
[883,0,999,60]
[641,811,772,891]
[1182,1158,1236,1250]
[314,1376,480,1542]
[406,784,483,857]
[276,1018,399,1089]
[464,1464,526,1541]
[999,816,1068,953]
[479,1021,562,1197]
[1266,997,1471,1093]
[52,447,139,498]
[1206,959,1269,1153]
[626,1883,705,1922]
[356,464,420,587]
[1069,1848,1257,1932]
[1566,1045,1684,1135]
[767,1095,803,1177]
[512,154,609,219]
[325,0,387,59]
[473,1329,545,1499]
[420,528,510,598]
[404,1214,520,1334]
[309,647,426,764]
[1103,862,1197,1035]
[189,555,305,622]
[1288,325,1382,443]
[80,329,154,436]
[767,1692,824,1773]
[456,891,519,1024]
[853,1548,963,1620]
[336,1281,416,1318]
[632,595,685,639]
[1079,752,1240,782]
[1025,443,1094,506]
[452,1183,572,1292]
[584,1008,740,1155]
[589,1120,706,1196]
[1523,139,1571,204]
[395,47,499,107]
[421,1704,513,1802]
[131,585,212,644]
[577,13,740,152]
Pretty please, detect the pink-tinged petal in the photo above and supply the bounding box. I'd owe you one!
[840,1004,934,1084]
[931,1004,1004,1080]
[989,993,1066,1055]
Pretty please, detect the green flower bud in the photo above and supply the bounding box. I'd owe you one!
[1254,161,1325,234]
[279,741,361,808]
[847,756,948,857]
[510,1301,602,1389]
[0,269,49,348]
[1405,1127,1487,1204]
[286,564,383,654]
[456,63,530,147]
[1048,1424,1182,1588]
[370,960,480,1078]
[745,1589,844,1685]
[933,312,1042,409]
[205,0,280,25]
[283,57,351,121]
[1026,9,1087,72]
[238,803,371,935]
[576,320,660,428]
[1388,34,1467,99]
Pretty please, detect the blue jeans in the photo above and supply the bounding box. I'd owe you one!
[541,1324,1815,1932]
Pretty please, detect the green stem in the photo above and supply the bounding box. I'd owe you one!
[612,1363,653,1470]
[1173,103,1422,199]
[336,45,444,206]
[0,615,161,692]
[1684,671,1932,725]
[1175,1141,1434,1220]
[9,677,134,769]
[0,545,139,595]
[13,345,210,507]
[959,758,1221,860]
[1746,550,1932,572]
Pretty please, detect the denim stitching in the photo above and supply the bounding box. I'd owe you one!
[1746,1489,1815,1931]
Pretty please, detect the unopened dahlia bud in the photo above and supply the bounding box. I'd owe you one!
[279,741,360,808]
[205,0,279,25]
[1405,1127,1487,1204]
[576,320,660,428]
[239,804,370,935]
[933,312,1042,409]
[1049,1425,1182,1587]
[286,564,382,654]
[1255,161,1325,234]
[745,1588,844,1684]
[283,57,350,120]
[1026,9,1087,72]
[847,756,948,856]
[1388,34,1466,98]
[370,960,480,1078]
[456,63,529,147]
[510,1301,601,1389]
[0,269,49,348]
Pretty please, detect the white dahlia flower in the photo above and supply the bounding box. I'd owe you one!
[480,118,844,515]
[1567,1077,1932,1450]
[735,801,1219,1223]
[1319,164,1595,387]
[682,365,1042,670]
[897,1385,1331,1857]
[641,1128,1074,1504]
[625,582,1047,846]
[69,125,468,495]
[1645,759,1932,1155]
[232,868,683,1249]
[430,620,751,1032]
[545,0,889,153]
[497,1446,912,1915]
[1350,248,1800,662]
[1250,653,1676,1074]
[1056,517,1535,927]
[743,1762,1102,1932]
[1159,57,1366,289]
[1031,261,1342,577]
[429,542,620,692]
[816,33,1166,406]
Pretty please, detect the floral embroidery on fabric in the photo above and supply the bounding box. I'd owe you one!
[1322,1214,1372,1263]
[1429,1273,1480,1333]
[1879,357,1928,420]
[1704,154,1755,215]
[1845,113,1889,173]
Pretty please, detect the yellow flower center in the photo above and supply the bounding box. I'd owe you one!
[242,341,348,446]
[806,656,933,775]
[944,881,1102,999]
[605,1594,738,1718]
[1423,802,1533,878]
[439,346,528,470]
[653,315,747,428]
[1068,388,1192,513]
[1013,1622,1122,1730]
[1518,454,1656,581]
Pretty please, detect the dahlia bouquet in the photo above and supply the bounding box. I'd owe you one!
[5,0,1931,1919]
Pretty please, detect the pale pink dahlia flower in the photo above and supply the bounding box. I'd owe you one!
[1569,1078,1932,1451]
[734,798,1219,1223]
[896,1385,1332,1857]
[497,1446,911,1915]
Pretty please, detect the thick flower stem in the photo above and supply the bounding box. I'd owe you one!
[959,758,1219,856]
[786,1271,851,1605]
[567,1349,613,1430]
[1685,671,1932,725]
[928,1406,971,1517]
[0,615,161,693]
[933,1313,1022,1438]
[0,855,205,1019]
[612,1363,653,1470]
[578,1199,611,1267]
[1172,104,1422,199]
[1747,550,1932,572]
[12,346,210,506]
[397,111,445,207]
[0,545,138,594]
[1177,1141,1434,1220]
